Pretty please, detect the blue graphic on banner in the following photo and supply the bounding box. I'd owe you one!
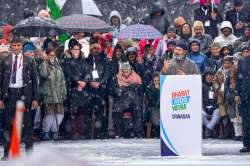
[160,120,178,156]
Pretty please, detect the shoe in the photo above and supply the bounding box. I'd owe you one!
[233,136,242,141]
[1,156,8,161]
[42,132,50,141]
[51,132,59,140]
[239,147,250,153]
[205,128,213,138]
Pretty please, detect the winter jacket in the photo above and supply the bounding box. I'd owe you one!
[85,52,111,94]
[194,5,223,38]
[188,39,207,74]
[225,7,250,37]
[236,56,250,101]
[145,84,160,126]
[141,2,169,34]
[224,67,237,119]
[142,57,157,90]
[109,11,127,38]
[205,56,223,73]
[214,21,238,48]
[189,34,213,55]
[234,35,250,53]
[161,57,200,75]
[188,53,206,74]
[202,81,218,115]
[213,67,231,117]
[67,56,90,107]
[109,76,142,113]
[39,60,67,104]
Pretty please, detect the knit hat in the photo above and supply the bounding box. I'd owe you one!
[240,42,250,51]
[221,44,234,53]
[120,61,132,70]
[167,39,176,46]
[223,55,234,63]
[211,42,221,48]
[204,67,215,75]
[189,39,200,49]
[167,26,176,33]
[23,43,36,53]
[175,40,188,50]
[234,0,243,7]
[126,47,138,56]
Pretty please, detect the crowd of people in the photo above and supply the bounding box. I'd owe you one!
[0,0,250,159]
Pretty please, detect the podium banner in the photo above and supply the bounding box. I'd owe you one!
[160,75,202,156]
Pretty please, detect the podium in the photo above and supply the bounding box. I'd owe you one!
[160,75,202,156]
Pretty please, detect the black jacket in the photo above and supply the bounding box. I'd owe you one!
[236,57,250,101]
[67,56,90,107]
[0,53,39,103]
[109,76,142,113]
[205,56,223,73]
[85,52,110,93]
[202,81,218,115]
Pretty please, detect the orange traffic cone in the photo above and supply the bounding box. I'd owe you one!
[10,101,26,159]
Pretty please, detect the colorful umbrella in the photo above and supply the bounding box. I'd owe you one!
[12,16,65,37]
[56,14,110,33]
[118,24,163,40]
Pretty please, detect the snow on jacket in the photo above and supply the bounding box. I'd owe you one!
[214,21,238,48]
[109,10,127,38]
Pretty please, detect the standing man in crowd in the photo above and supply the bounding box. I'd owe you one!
[141,2,169,34]
[0,37,39,159]
[194,0,223,39]
[235,43,250,153]
[225,0,250,37]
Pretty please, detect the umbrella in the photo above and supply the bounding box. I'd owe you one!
[61,0,102,16]
[118,24,163,40]
[12,16,65,37]
[56,14,110,33]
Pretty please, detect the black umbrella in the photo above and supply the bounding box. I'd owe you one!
[12,16,65,37]
[56,14,110,33]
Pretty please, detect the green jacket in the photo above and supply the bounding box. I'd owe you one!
[39,60,67,104]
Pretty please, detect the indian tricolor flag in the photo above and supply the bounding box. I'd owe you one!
[46,0,68,42]
[46,0,67,19]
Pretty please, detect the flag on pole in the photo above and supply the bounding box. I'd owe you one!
[46,0,68,43]
[10,101,26,159]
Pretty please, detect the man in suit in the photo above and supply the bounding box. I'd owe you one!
[0,36,39,159]
[235,43,250,153]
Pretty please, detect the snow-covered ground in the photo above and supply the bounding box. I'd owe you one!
[0,139,249,166]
